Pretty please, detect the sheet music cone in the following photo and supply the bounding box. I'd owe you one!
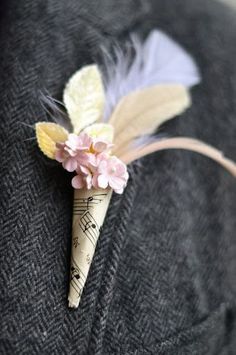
[68,187,113,308]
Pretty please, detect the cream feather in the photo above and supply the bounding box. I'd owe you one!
[109,84,190,156]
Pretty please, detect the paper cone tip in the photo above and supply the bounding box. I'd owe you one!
[68,188,113,308]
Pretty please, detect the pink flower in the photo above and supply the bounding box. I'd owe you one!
[55,133,92,172]
[55,131,128,194]
[55,142,78,172]
[93,154,129,194]
[71,166,93,189]
[64,133,92,156]
[92,138,113,153]
[71,154,101,190]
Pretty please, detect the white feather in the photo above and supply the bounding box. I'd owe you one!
[103,29,200,120]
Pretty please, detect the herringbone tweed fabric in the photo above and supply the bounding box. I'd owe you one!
[0,0,236,354]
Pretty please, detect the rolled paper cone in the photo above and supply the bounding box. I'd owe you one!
[68,187,113,308]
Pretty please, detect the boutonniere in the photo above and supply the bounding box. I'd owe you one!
[34,30,236,308]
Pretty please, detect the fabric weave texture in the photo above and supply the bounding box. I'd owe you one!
[0,0,236,354]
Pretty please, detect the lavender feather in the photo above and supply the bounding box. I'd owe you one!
[103,29,200,120]
[39,92,72,131]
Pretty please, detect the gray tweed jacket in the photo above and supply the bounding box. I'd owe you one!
[0,0,236,354]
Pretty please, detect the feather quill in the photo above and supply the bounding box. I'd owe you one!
[120,137,236,177]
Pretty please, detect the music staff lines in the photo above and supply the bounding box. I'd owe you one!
[72,257,86,281]
[73,193,107,215]
[71,278,83,297]
[70,274,83,298]
[70,258,86,298]
[79,211,99,247]
[71,284,81,299]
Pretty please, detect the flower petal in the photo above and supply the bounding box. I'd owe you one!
[72,175,85,189]
[92,174,99,189]
[79,165,91,175]
[63,158,77,172]
[85,175,93,189]
[109,176,126,191]
[114,187,124,194]
[97,174,109,189]
[55,149,65,163]
[97,159,109,174]
[93,140,108,153]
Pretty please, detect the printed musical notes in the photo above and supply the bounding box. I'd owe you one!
[73,236,79,248]
[73,193,107,216]
[68,188,113,308]
[70,257,86,300]
[79,211,99,247]
[86,254,91,265]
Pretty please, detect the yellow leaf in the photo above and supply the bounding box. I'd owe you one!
[82,123,114,142]
[109,84,191,156]
[35,122,68,159]
[63,65,105,134]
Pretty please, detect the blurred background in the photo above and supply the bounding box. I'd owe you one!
[220,0,236,6]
